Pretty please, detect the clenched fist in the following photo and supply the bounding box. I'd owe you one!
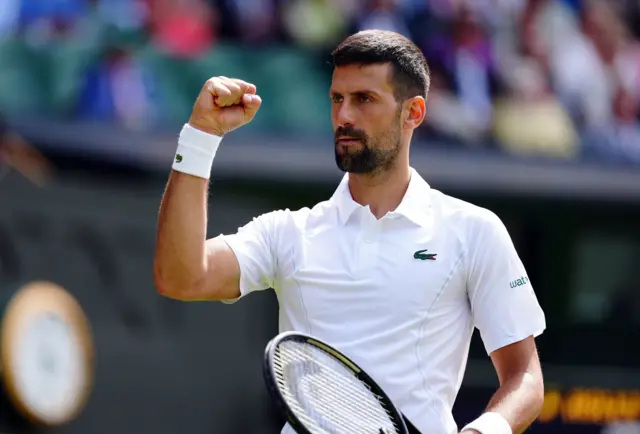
[188,76,262,137]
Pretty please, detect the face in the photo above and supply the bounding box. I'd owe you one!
[330,63,405,174]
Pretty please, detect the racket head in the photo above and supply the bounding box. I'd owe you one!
[263,331,408,434]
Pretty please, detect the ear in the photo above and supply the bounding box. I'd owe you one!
[403,96,426,130]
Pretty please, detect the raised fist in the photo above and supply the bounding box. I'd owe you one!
[188,76,262,137]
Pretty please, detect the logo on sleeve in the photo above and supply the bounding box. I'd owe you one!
[509,276,530,288]
[175,154,183,163]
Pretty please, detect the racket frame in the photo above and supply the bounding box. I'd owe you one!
[263,331,409,434]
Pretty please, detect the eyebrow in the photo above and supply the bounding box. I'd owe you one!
[330,90,380,97]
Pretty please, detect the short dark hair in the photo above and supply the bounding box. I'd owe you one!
[330,30,430,102]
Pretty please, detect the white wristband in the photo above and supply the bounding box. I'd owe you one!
[172,123,223,179]
[462,412,512,434]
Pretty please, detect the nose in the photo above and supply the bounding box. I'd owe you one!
[335,101,355,128]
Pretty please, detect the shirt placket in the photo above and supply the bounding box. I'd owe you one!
[355,211,381,275]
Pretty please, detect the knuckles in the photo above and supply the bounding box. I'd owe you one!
[190,76,259,134]
[201,76,255,108]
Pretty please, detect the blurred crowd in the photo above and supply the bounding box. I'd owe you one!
[1,0,640,164]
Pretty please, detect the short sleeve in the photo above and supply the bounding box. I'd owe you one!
[220,210,286,304]
[466,211,546,355]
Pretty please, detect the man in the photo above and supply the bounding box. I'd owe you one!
[153,30,546,434]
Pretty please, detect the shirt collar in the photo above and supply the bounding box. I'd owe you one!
[331,167,432,226]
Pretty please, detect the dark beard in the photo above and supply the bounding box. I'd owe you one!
[334,123,401,174]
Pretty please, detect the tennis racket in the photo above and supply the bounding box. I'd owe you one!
[263,331,411,434]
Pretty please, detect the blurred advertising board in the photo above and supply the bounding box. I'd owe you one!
[455,386,640,434]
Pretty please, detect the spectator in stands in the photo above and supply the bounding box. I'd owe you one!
[2,0,640,166]
[77,45,158,130]
[94,0,149,35]
[282,0,348,50]
[585,2,640,111]
[148,0,217,58]
[403,1,447,47]
[582,87,640,164]
[421,4,497,144]
[492,58,578,159]
[217,0,283,45]
[0,0,20,38]
[18,0,92,45]
[523,0,612,130]
[421,66,491,144]
[19,0,89,28]
[570,0,640,129]
[351,0,411,38]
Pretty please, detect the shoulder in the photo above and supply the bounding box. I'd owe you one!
[253,199,334,234]
[432,189,501,225]
[430,189,507,240]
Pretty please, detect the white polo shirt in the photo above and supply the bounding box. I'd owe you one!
[222,168,546,434]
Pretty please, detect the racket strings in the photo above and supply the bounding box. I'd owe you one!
[273,341,399,434]
[275,348,389,434]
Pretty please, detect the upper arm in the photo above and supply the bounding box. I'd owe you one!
[201,210,287,303]
[466,210,546,355]
[191,235,242,301]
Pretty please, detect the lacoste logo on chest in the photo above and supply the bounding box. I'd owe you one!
[413,249,437,260]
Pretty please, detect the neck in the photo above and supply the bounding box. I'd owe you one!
[347,163,411,219]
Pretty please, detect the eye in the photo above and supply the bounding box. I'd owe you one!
[359,95,372,103]
[331,94,343,103]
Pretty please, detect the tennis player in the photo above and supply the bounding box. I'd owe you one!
[154,30,546,434]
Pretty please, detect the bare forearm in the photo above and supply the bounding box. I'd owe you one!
[463,371,544,434]
[154,171,210,294]
[154,76,260,297]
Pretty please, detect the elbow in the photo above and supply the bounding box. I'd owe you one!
[152,268,179,299]
[154,278,181,300]
[152,254,234,301]
[153,264,204,300]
